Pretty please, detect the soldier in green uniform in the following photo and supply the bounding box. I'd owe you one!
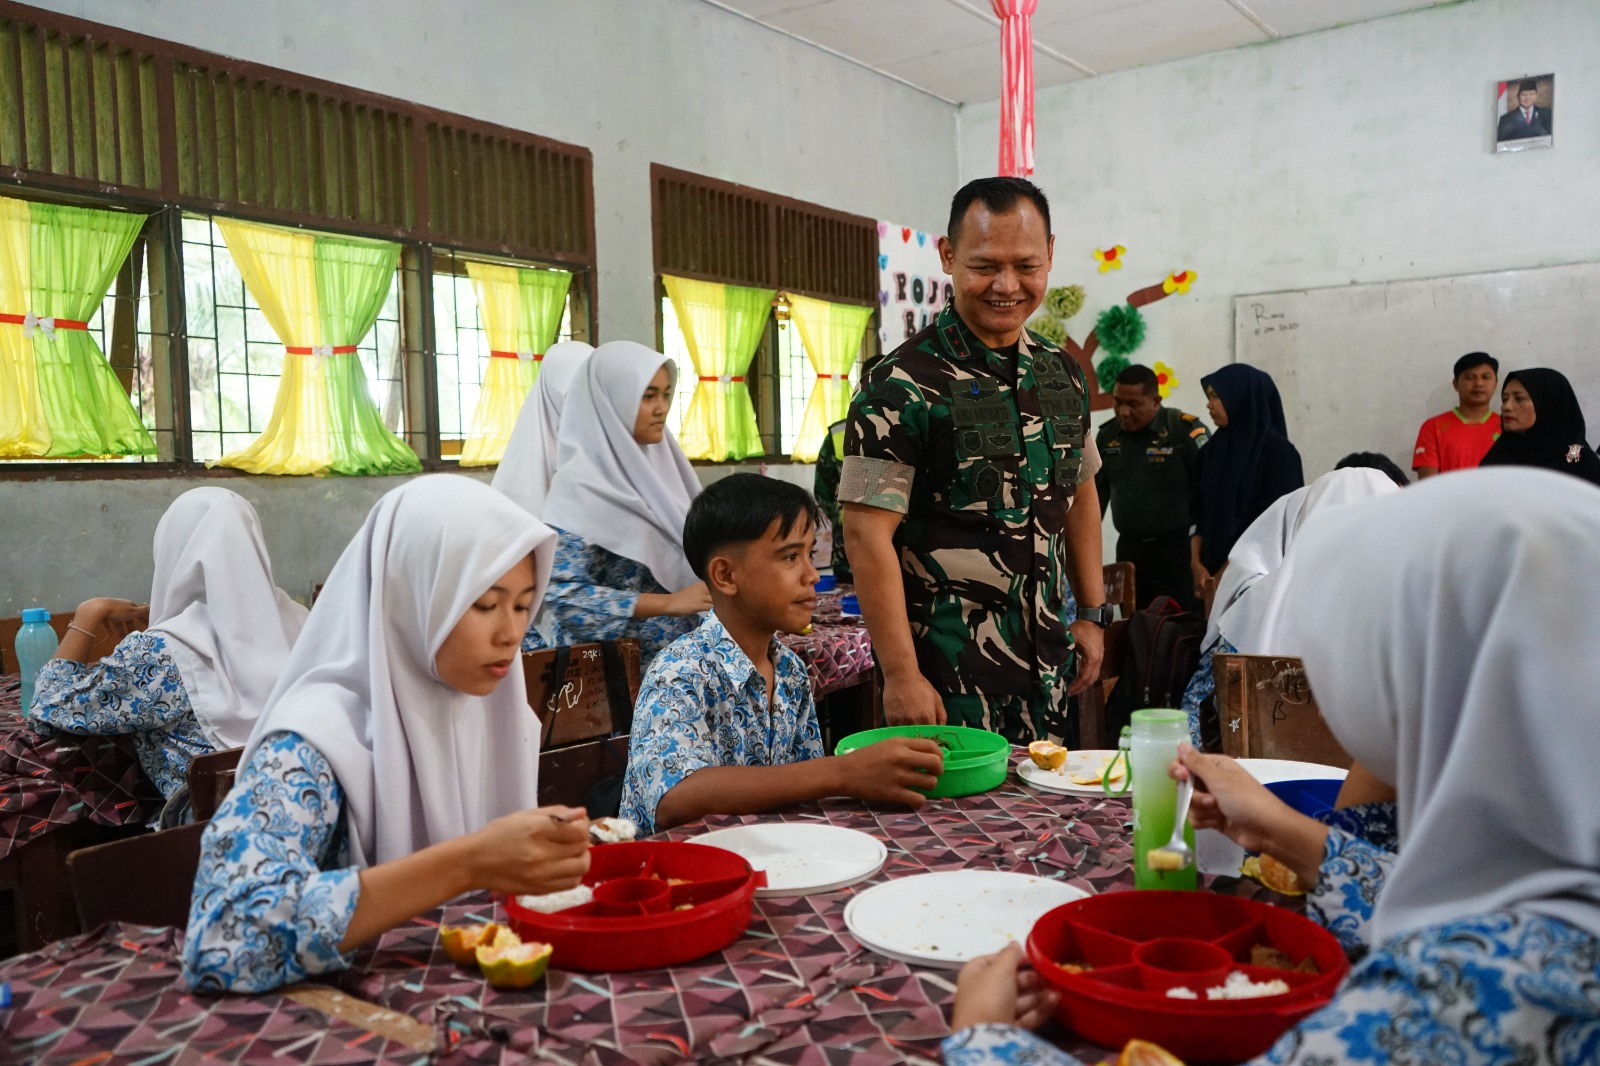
[1095,363,1210,612]
[838,178,1112,745]
[812,419,852,582]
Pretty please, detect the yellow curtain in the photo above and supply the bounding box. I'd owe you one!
[663,275,773,461]
[788,294,872,461]
[0,197,46,457]
[459,262,572,467]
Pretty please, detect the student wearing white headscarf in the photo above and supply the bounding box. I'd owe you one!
[942,469,1600,1065]
[29,488,307,822]
[182,476,590,994]
[491,340,595,518]
[533,340,710,665]
[1178,468,1398,747]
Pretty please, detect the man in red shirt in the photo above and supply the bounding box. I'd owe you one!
[1413,352,1501,478]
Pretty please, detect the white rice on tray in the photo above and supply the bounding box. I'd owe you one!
[516,884,594,913]
[1165,970,1291,1000]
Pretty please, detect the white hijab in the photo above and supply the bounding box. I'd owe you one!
[145,488,307,750]
[241,475,557,869]
[540,340,701,592]
[1289,469,1600,944]
[1214,469,1399,653]
[491,341,595,517]
[1204,487,1306,648]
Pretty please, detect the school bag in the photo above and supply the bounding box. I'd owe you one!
[1103,595,1206,740]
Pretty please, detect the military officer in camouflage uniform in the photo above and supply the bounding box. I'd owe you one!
[839,177,1112,744]
[1095,363,1210,612]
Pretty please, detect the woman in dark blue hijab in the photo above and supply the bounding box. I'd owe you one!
[1191,363,1304,598]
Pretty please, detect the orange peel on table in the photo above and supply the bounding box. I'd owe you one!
[1069,756,1127,787]
[1113,1038,1186,1065]
[439,921,504,966]
[476,938,554,989]
[1027,740,1069,770]
[1241,854,1308,896]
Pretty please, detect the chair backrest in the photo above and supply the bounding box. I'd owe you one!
[524,639,641,748]
[67,820,209,931]
[1102,562,1137,620]
[187,747,244,823]
[1214,653,1352,767]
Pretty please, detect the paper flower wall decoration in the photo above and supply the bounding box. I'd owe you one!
[1153,361,1179,398]
[1027,314,1068,346]
[1044,285,1085,320]
[1162,269,1197,295]
[1094,245,1127,272]
[1095,304,1146,358]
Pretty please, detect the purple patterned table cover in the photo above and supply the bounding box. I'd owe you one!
[778,589,874,700]
[0,673,161,863]
[0,750,1289,1065]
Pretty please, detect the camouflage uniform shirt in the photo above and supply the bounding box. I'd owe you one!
[840,303,1101,701]
[812,420,850,581]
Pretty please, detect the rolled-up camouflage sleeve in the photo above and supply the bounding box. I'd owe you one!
[840,365,925,515]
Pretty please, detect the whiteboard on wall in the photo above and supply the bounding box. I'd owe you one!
[1235,262,1600,479]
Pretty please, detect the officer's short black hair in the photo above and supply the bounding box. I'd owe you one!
[1115,364,1161,397]
[947,177,1051,246]
[1335,452,1410,488]
[683,474,822,581]
[1453,351,1498,379]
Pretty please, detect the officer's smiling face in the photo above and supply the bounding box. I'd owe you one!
[937,200,1054,351]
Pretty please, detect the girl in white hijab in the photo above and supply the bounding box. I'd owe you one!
[182,476,590,994]
[29,487,306,822]
[1180,468,1398,746]
[534,340,710,665]
[491,340,595,517]
[943,469,1600,1065]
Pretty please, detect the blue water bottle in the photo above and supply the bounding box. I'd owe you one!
[15,608,59,713]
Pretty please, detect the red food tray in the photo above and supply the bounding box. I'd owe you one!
[503,841,765,972]
[1028,891,1350,1064]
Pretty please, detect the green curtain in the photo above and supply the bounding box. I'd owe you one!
[314,235,419,475]
[29,202,154,457]
[517,268,572,343]
[718,284,772,459]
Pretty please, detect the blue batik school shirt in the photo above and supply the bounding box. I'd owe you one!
[522,527,703,670]
[939,827,1600,1066]
[619,613,823,834]
[29,631,212,806]
[182,729,359,993]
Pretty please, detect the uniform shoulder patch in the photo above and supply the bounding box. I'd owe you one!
[1189,426,1208,439]
[1180,412,1198,422]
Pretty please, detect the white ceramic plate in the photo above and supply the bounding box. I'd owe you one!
[1016,749,1128,797]
[1236,759,1348,785]
[844,871,1088,969]
[689,823,887,897]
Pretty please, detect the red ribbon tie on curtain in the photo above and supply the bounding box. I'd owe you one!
[990,0,1038,178]
[1,312,90,341]
[489,350,543,361]
[285,344,359,355]
[698,375,746,383]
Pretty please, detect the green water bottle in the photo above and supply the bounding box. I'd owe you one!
[1130,708,1198,890]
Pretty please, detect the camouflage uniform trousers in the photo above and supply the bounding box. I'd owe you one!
[944,685,1077,747]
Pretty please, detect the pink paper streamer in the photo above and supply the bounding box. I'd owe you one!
[991,0,1037,177]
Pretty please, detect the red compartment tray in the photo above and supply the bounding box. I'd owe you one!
[503,841,765,972]
[1028,891,1350,1064]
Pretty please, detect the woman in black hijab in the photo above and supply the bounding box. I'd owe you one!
[1190,363,1304,600]
[1479,368,1600,486]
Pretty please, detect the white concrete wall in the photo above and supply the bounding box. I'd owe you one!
[959,0,1600,475]
[4,0,957,616]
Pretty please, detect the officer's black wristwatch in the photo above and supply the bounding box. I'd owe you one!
[1077,604,1115,628]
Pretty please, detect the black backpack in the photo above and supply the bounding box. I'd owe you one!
[1103,596,1206,739]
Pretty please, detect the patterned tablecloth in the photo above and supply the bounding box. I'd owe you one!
[0,674,161,864]
[0,749,1293,1065]
[779,588,874,700]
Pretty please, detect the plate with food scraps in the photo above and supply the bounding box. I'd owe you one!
[1017,748,1126,796]
[689,823,886,897]
[844,870,1088,969]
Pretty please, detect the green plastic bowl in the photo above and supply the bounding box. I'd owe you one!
[833,724,1010,798]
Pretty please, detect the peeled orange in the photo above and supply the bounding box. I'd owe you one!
[1028,740,1069,770]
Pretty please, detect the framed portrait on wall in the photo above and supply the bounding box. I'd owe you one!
[1495,74,1553,153]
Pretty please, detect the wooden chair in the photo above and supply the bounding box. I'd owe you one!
[525,640,642,808]
[1074,619,1127,751]
[66,821,208,932]
[187,748,243,823]
[1213,653,1351,767]
[1102,562,1137,620]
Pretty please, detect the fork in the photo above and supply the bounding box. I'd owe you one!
[1148,776,1195,871]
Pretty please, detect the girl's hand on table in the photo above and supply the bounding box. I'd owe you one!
[951,942,1059,1031]
[464,805,591,895]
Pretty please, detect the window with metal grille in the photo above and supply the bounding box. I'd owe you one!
[652,165,875,459]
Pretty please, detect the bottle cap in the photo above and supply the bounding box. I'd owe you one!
[20,608,50,624]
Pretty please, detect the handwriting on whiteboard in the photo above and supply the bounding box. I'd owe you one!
[1250,303,1301,337]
